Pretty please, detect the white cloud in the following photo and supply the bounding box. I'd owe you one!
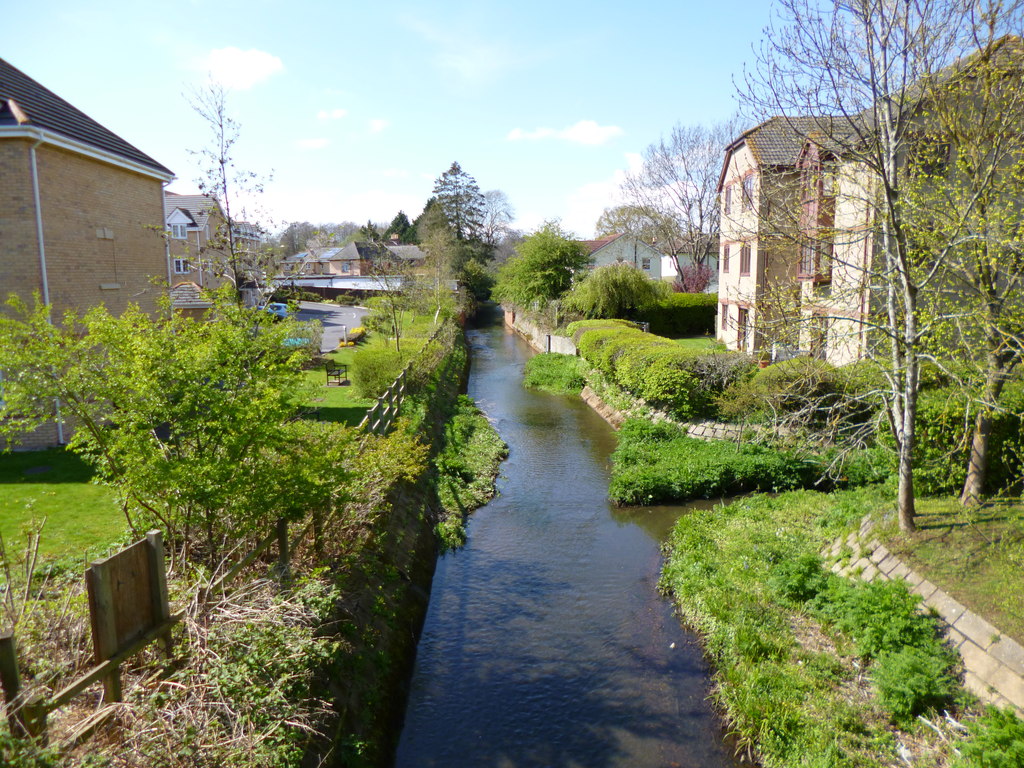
[297,138,330,150]
[368,118,390,134]
[199,47,283,90]
[317,108,348,121]
[507,120,624,146]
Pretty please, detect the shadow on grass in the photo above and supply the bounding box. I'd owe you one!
[0,447,95,484]
[304,406,371,427]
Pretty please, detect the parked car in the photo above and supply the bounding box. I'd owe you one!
[263,302,290,321]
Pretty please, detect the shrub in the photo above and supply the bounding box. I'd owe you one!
[955,707,1024,768]
[609,419,818,504]
[812,578,940,659]
[768,553,829,603]
[636,292,718,337]
[523,353,588,394]
[872,645,958,725]
[563,262,669,319]
[351,346,405,398]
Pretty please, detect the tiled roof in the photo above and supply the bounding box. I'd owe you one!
[0,57,172,177]
[164,192,221,229]
[580,233,625,255]
[169,281,213,309]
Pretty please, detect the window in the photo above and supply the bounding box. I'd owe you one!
[173,258,190,274]
[722,244,730,273]
[641,257,651,270]
[170,224,187,239]
[742,175,755,211]
[341,261,351,274]
[799,241,833,281]
[723,185,732,215]
[737,308,750,349]
[739,243,751,275]
[721,303,729,330]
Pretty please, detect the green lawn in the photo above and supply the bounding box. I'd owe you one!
[0,448,124,561]
[672,335,726,351]
[302,346,375,426]
[880,497,1024,643]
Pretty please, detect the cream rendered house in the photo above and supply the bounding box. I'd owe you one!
[580,233,663,279]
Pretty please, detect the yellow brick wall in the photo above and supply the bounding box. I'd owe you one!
[0,139,45,308]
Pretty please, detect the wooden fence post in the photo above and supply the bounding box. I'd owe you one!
[0,633,48,742]
[145,531,173,658]
[85,562,122,702]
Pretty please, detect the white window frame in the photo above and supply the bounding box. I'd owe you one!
[170,223,187,239]
[173,258,191,274]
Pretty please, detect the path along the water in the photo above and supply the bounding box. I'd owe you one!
[394,314,741,768]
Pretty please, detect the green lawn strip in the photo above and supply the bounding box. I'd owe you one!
[661,487,972,767]
[303,346,374,426]
[522,352,589,395]
[672,335,725,351]
[878,498,1024,644]
[0,448,124,560]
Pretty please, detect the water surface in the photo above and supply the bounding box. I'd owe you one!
[394,313,739,768]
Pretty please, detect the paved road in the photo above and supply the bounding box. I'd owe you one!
[295,301,369,354]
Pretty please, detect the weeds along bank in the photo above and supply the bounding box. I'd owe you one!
[516,319,1024,766]
[0,315,507,768]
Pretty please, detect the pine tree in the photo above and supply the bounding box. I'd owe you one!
[432,162,485,242]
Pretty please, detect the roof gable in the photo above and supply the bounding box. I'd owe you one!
[0,57,172,177]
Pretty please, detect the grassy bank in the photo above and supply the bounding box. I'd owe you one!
[522,352,588,395]
[660,487,988,767]
[433,395,508,550]
[878,498,1024,643]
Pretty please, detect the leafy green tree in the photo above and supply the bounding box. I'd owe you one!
[0,289,344,558]
[564,261,668,319]
[492,221,589,307]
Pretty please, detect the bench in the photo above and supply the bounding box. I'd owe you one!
[325,362,348,386]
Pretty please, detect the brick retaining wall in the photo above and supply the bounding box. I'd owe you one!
[823,516,1024,716]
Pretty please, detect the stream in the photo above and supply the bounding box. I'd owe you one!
[393,309,740,768]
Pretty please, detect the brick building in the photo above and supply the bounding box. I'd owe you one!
[1,57,174,446]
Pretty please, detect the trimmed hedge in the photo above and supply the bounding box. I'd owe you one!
[609,419,819,504]
[567,319,754,419]
[636,292,718,337]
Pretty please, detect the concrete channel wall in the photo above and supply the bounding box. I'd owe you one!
[823,517,1024,717]
[504,310,577,355]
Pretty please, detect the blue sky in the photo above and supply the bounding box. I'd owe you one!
[5,0,775,238]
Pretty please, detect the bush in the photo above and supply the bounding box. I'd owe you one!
[351,346,405,398]
[563,262,669,319]
[609,419,819,504]
[872,645,958,725]
[768,552,829,603]
[636,292,718,337]
[902,383,1024,496]
[955,707,1024,768]
[569,320,748,419]
[523,353,588,394]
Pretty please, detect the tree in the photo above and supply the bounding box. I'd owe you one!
[480,190,515,251]
[906,35,1024,505]
[492,221,589,308]
[564,262,669,319]
[742,0,1024,530]
[189,83,274,304]
[619,121,738,273]
[432,162,485,242]
[384,210,415,243]
[594,204,678,245]
[0,290,346,558]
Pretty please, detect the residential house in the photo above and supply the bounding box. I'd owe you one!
[0,56,174,446]
[716,116,838,357]
[580,233,664,280]
[165,191,263,311]
[280,241,427,279]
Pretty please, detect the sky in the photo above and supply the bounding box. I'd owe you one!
[4,0,777,240]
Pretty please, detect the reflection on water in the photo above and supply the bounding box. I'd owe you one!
[394,311,740,768]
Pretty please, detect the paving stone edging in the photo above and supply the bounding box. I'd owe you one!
[822,516,1024,716]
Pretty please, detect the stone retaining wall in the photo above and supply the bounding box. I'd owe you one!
[823,516,1024,716]
[503,310,577,355]
[580,386,626,429]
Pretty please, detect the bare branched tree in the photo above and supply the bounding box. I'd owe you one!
[741,0,1024,530]
[189,83,275,305]
[620,120,740,273]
